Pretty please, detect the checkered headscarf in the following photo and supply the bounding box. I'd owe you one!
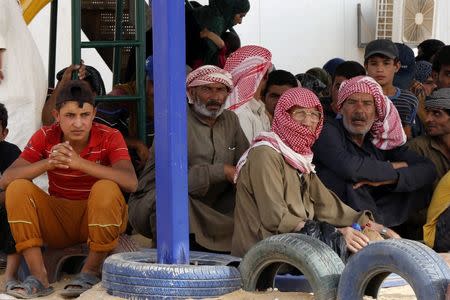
[224,45,272,110]
[337,76,406,150]
[272,87,323,155]
[234,87,322,181]
[186,65,233,104]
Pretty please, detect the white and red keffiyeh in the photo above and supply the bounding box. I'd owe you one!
[337,76,406,150]
[186,65,233,104]
[234,87,323,182]
[224,45,272,110]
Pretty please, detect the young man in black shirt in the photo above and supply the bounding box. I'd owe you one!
[0,102,21,292]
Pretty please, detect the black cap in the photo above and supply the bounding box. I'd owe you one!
[56,80,95,108]
[364,39,399,60]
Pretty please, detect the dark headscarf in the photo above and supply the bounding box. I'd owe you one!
[415,61,432,84]
[295,73,327,97]
[193,0,250,34]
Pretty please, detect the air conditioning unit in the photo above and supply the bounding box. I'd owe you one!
[375,0,436,44]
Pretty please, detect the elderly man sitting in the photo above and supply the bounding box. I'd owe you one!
[313,76,436,232]
[232,87,398,259]
[128,65,249,253]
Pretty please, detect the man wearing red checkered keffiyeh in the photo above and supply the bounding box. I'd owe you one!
[223,45,273,142]
[234,87,323,179]
[224,45,272,110]
[186,65,234,104]
[231,87,398,258]
[128,64,249,253]
[336,75,406,149]
[313,76,436,230]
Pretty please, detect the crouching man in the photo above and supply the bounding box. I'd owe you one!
[0,80,137,298]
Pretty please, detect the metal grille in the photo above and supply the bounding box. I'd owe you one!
[376,0,394,40]
[81,0,135,81]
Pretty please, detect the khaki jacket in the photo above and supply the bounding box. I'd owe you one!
[232,146,371,257]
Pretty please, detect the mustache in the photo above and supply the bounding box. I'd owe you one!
[206,100,223,107]
[351,113,367,122]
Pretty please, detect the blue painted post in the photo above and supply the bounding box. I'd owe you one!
[152,0,189,264]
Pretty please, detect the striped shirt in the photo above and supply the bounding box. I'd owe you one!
[21,122,130,200]
[389,88,418,126]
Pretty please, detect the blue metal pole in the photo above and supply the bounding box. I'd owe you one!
[152,0,189,264]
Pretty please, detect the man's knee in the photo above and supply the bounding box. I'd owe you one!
[91,179,121,195]
[89,180,124,209]
[5,179,35,209]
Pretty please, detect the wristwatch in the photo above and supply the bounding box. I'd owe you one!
[380,227,388,236]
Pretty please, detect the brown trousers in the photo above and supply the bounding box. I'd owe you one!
[5,179,128,253]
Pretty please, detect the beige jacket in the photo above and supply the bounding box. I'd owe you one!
[187,107,249,252]
[232,146,371,257]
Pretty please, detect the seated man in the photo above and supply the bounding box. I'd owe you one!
[42,62,150,173]
[423,171,450,252]
[313,76,436,228]
[0,103,21,292]
[0,80,137,298]
[128,65,249,252]
[321,60,367,119]
[261,69,298,124]
[408,88,450,187]
[432,45,450,89]
[232,87,398,258]
[224,45,273,143]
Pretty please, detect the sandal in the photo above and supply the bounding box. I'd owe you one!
[60,272,100,298]
[6,275,54,299]
[4,279,20,293]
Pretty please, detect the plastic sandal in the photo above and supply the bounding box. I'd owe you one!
[60,272,100,298]
[6,275,54,299]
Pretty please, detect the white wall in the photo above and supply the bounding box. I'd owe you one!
[26,0,450,85]
[27,1,113,91]
[198,0,449,74]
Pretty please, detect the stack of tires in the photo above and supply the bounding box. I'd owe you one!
[102,249,242,299]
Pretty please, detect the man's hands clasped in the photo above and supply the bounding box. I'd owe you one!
[48,141,83,170]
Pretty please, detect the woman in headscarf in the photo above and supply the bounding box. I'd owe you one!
[231,87,398,258]
[190,0,250,66]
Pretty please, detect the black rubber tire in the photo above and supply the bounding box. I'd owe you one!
[337,239,450,300]
[102,249,242,299]
[239,233,345,300]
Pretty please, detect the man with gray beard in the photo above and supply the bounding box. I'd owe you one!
[312,76,435,234]
[128,65,249,252]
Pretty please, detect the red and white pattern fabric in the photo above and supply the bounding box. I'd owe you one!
[234,87,323,182]
[224,45,272,110]
[337,76,406,150]
[186,65,233,104]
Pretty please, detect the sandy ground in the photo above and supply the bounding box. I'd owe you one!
[0,277,419,300]
[0,275,418,300]
[0,236,447,300]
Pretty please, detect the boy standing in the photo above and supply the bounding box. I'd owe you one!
[0,80,137,298]
[364,39,419,139]
[0,103,21,293]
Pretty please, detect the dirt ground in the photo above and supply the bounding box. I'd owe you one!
[0,275,418,300]
[0,236,447,300]
[0,276,419,300]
